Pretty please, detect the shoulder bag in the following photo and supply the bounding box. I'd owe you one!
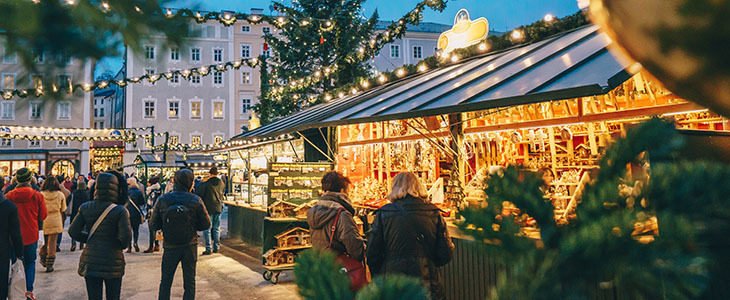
[328,208,368,291]
[127,197,144,224]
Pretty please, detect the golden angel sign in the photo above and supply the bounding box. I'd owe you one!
[438,9,489,53]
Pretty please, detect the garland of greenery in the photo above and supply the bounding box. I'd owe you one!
[269,11,590,104]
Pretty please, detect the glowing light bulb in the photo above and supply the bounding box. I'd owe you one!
[396,69,405,77]
[543,14,554,22]
[166,9,172,16]
[351,88,358,94]
[478,43,488,51]
[338,92,344,98]
[451,55,459,63]
[361,81,369,88]
[418,65,427,72]
[511,30,523,40]
[378,75,386,83]
[101,2,110,10]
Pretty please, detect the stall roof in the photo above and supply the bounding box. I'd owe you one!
[234,25,635,141]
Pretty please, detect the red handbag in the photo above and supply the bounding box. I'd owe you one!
[328,208,368,291]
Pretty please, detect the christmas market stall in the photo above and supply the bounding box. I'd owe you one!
[211,128,333,275]
[182,153,229,178]
[131,153,185,184]
[89,141,125,173]
[233,23,728,297]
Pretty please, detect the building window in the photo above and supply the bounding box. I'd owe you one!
[170,47,180,61]
[2,49,17,64]
[242,98,251,113]
[57,102,71,120]
[214,135,223,145]
[390,45,400,58]
[413,46,422,59]
[94,108,98,117]
[2,74,15,90]
[261,45,270,57]
[30,75,43,89]
[240,44,250,58]
[28,140,41,148]
[144,100,155,118]
[213,49,223,62]
[57,53,72,65]
[213,72,223,85]
[170,72,179,84]
[169,135,179,145]
[0,101,14,120]
[29,101,41,119]
[190,101,201,119]
[191,48,201,62]
[190,74,201,85]
[144,68,156,76]
[191,135,201,146]
[213,101,224,119]
[241,71,251,84]
[168,101,179,118]
[0,139,12,148]
[56,140,69,148]
[144,46,155,60]
[241,25,250,32]
[99,108,104,117]
[57,74,71,88]
[262,27,271,34]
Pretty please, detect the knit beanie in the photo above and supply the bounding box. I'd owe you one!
[16,168,32,183]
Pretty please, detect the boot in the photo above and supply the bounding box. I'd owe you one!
[126,247,132,253]
[144,246,154,253]
[80,243,85,250]
[39,247,47,268]
[134,243,140,252]
[45,256,55,273]
[154,245,160,252]
[70,243,76,252]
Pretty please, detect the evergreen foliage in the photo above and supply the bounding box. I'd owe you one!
[256,0,379,122]
[459,118,730,299]
[0,0,189,72]
[294,248,430,300]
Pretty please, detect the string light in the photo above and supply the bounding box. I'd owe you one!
[478,43,488,51]
[511,29,523,40]
[543,14,554,22]
[101,2,109,11]
[396,69,405,77]
[418,64,427,72]
[378,75,387,83]
[450,55,459,63]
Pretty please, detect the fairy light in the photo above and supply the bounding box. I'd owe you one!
[66,0,75,5]
[301,20,309,26]
[450,55,459,63]
[378,75,387,83]
[351,88,358,94]
[338,92,345,98]
[478,43,488,51]
[134,6,142,13]
[166,9,173,17]
[101,2,110,10]
[543,14,554,22]
[396,69,405,77]
[361,81,369,88]
[511,29,523,40]
[418,64,427,72]
[325,94,332,101]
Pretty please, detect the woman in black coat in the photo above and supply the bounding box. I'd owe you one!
[69,172,133,300]
[69,181,90,251]
[0,191,24,300]
[367,172,455,300]
[125,177,145,253]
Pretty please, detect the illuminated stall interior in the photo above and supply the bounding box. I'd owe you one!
[90,141,124,173]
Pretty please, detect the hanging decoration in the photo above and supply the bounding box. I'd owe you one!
[0,125,141,142]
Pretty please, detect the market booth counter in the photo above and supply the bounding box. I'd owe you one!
[232,23,730,298]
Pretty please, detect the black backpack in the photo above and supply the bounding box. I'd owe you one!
[162,201,195,245]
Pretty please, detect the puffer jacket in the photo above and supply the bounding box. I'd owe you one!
[307,192,365,261]
[150,190,211,249]
[195,176,225,214]
[366,195,455,300]
[69,173,133,279]
[41,190,67,235]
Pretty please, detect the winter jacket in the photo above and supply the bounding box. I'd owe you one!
[307,192,365,262]
[366,195,455,300]
[195,176,225,214]
[150,190,211,249]
[6,185,47,245]
[69,173,133,279]
[0,195,24,259]
[70,188,90,221]
[41,190,67,235]
[126,187,145,226]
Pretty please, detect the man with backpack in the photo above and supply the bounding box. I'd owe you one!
[195,166,225,255]
[150,169,211,300]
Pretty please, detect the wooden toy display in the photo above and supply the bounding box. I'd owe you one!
[263,227,312,267]
[268,200,298,219]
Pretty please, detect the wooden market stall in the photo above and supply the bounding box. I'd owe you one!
[228,25,729,297]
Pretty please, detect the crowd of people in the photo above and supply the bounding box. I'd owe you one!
[1,165,454,300]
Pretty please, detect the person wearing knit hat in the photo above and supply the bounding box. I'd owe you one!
[5,167,47,300]
[16,167,32,183]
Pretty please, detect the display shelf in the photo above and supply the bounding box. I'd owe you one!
[265,217,302,222]
[264,264,296,270]
[276,245,312,251]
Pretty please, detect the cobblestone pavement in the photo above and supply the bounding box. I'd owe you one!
[30,215,300,300]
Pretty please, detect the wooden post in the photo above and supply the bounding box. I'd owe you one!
[548,127,558,174]
[449,113,465,189]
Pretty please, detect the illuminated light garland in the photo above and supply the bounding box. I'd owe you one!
[263,0,449,99]
[278,11,589,104]
[1,57,262,100]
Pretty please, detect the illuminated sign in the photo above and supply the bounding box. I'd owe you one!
[438,9,489,53]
